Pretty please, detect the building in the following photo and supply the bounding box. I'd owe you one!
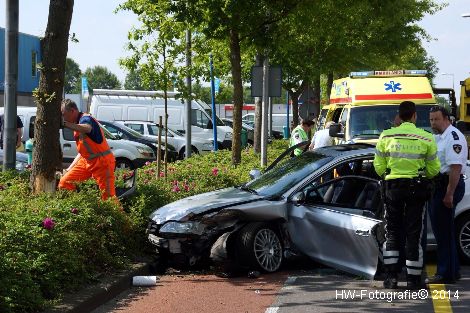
[0,27,41,107]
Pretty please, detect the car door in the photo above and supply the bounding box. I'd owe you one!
[287,171,382,278]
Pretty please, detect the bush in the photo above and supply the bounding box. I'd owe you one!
[0,139,289,312]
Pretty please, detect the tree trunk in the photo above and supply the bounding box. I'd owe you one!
[229,29,243,165]
[326,72,334,104]
[253,54,263,154]
[32,0,74,194]
[290,81,307,128]
[313,76,321,118]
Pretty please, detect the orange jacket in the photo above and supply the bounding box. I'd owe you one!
[74,114,113,162]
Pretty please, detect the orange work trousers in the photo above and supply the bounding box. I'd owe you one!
[59,155,116,200]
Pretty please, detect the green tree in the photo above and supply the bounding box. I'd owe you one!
[83,66,121,91]
[124,69,157,90]
[64,57,82,94]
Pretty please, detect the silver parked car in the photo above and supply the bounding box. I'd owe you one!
[147,144,470,278]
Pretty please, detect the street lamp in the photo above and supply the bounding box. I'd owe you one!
[441,73,455,90]
[462,13,470,18]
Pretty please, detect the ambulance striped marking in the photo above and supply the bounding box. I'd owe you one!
[355,93,433,100]
[330,97,352,104]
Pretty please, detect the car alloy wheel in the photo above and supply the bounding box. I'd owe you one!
[236,223,283,272]
[253,228,283,272]
[457,214,470,263]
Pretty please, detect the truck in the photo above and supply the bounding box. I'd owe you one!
[89,89,233,149]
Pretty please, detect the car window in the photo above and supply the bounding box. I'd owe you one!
[245,152,333,197]
[304,176,381,214]
[147,124,169,137]
[63,128,75,141]
[126,123,145,135]
[192,109,211,129]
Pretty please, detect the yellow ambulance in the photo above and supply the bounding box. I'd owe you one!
[317,70,437,145]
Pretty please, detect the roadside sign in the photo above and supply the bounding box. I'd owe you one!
[81,76,89,99]
[251,66,282,97]
[214,78,220,94]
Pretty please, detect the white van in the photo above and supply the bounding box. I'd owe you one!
[89,89,233,149]
[1,106,156,169]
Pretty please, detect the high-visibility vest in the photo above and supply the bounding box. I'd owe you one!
[74,114,113,162]
[373,122,440,180]
[290,125,308,156]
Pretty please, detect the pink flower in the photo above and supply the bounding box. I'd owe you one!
[159,171,165,177]
[144,179,149,184]
[42,217,55,230]
[71,208,78,214]
[212,167,219,176]
[172,180,179,186]
[172,185,180,192]
[145,161,151,166]
[184,184,190,192]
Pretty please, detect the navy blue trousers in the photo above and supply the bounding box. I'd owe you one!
[428,177,465,280]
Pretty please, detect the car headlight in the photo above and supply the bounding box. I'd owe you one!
[160,221,205,235]
[203,143,213,150]
[137,147,154,158]
[15,161,26,171]
[225,132,232,139]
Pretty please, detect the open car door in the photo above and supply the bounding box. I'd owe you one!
[288,175,383,278]
[116,169,137,200]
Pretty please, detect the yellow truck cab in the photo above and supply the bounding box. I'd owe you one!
[459,77,470,127]
[319,70,437,145]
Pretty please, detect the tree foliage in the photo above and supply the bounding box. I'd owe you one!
[83,66,121,91]
[64,57,82,94]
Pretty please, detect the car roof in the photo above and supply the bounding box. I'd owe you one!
[312,143,375,158]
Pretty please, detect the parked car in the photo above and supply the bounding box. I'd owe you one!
[242,113,290,138]
[61,127,157,170]
[98,120,178,162]
[0,149,28,171]
[147,143,470,277]
[221,118,254,145]
[116,120,214,159]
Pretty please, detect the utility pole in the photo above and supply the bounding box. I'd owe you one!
[3,0,19,171]
[209,53,218,151]
[185,29,192,159]
[261,56,269,167]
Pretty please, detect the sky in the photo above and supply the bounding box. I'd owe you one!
[0,0,469,99]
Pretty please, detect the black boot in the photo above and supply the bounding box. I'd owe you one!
[383,272,398,289]
[407,275,423,290]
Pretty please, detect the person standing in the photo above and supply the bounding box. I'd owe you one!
[309,121,334,150]
[0,114,24,151]
[289,119,314,156]
[58,99,116,200]
[426,106,467,284]
[374,101,440,289]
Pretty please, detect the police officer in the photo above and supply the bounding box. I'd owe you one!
[426,106,467,284]
[289,119,314,156]
[374,101,440,289]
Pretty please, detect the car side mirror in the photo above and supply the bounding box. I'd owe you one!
[291,191,306,205]
[249,169,261,180]
[329,123,344,138]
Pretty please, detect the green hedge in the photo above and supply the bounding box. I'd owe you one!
[0,140,289,312]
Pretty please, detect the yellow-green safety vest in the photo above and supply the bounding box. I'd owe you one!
[290,125,308,156]
[373,122,440,180]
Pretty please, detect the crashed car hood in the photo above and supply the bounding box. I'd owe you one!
[150,187,263,223]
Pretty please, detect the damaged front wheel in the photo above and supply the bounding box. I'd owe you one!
[236,223,283,273]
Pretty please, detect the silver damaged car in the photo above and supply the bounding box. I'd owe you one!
[147,144,470,278]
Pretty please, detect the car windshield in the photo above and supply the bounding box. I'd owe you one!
[348,104,434,138]
[244,152,333,197]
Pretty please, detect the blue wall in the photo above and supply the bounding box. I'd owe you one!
[0,27,41,93]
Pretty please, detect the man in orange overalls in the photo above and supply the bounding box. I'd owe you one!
[58,99,116,199]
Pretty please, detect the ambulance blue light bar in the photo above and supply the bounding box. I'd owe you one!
[350,70,428,78]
